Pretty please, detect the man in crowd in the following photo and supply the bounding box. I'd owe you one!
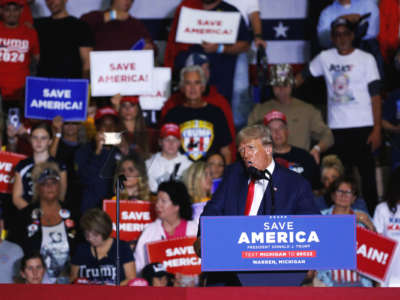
[296,17,382,214]
[34,0,94,78]
[264,110,320,190]
[164,66,232,163]
[248,64,334,164]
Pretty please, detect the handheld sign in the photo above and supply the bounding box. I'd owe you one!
[356,226,397,282]
[176,7,241,44]
[103,200,156,241]
[147,237,201,275]
[90,50,154,97]
[0,152,27,194]
[25,77,89,121]
[201,215,356,271]
[139,67,171,111]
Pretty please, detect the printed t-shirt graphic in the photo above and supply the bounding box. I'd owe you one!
[180,120,214,161]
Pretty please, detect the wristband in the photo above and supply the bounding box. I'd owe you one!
[217,44,225,54]
[109,10,117,20]
[312,145,321,152]
[56,132,62,139]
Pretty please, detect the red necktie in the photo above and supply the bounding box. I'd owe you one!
[244,179,256,215]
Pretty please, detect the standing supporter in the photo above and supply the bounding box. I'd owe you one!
[164,0,251,104]
[373,167,400,287]
[206,152,225,194]
[164,66,232,163]
[19,252,46,284]
[0,207,24,283]
[296,17,382,214]
[134,180,197,275]
[80,0,154,51]
[34,0,94,78]
[248,64,333,164]
[161,53,236,160]
[71,208,136,285]
[0,0,39,108]
[146,123,192,194]
[264,110,321,190]
[75,106,120,213]
[13,122,67,210]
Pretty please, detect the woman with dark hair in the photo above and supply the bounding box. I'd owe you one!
[134,180,197,275]
[70,208,136,285]
[373,167,400,287]
[206,152,225,194]
[19,252,46,284]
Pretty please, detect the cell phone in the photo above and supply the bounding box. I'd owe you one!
[8,107,20,129]
[131,38,145,50]
[104,132,122,145]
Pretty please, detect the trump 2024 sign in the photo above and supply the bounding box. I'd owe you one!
[201,215,356,271]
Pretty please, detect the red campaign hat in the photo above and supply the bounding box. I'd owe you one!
[0,0,24,6]
[263,110,287,126]
[120,96,139,105]
[94,106,119,121]
[160,123,180,139]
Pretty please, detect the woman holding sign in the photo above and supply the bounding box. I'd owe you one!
[134,180,197,275]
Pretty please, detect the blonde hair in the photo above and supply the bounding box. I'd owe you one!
[237,124,272,147]
[31,161,61,202]
[321,154,344,176]
[183,161,210,203]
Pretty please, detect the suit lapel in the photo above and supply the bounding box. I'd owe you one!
[257,164,282,215]
[237,164,250,215]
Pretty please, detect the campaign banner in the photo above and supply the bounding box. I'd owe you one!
[103,200,156,241]
[356,226,397,282]
[176,7,240,44]
[147,237,201,275]
[139,67,171,111]
[25,77,89,121]
[90,50,154,97]
[201,215,356,271]
[0,151,27,194]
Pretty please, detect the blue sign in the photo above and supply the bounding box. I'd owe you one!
[201,215,356,271]
[25,76,89,121]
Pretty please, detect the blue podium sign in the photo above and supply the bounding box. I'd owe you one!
[201,215,356,271]
[25,77,89,121]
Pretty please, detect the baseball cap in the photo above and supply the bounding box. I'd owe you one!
[331,17,355,33]
[0,0,24,6]
[36,168,61,184]
[185,52,209,67]
[160,123,180,139]
[120,96,139,105]
[269,64,295,86]
[94,106,119,121]
[263,110,287,126]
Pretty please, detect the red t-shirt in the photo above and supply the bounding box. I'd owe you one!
[0,23,39,100]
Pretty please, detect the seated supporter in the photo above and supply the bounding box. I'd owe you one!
[264,110,321,190]
[164,66,232,163]
[206,152,225,194]
[75,106,121,213]
[80,0,155,51]
[13,122,67,210]
[146,123,192,194]
[134,180,197,275]
[142,263,174,287]
[19,251,46,284]
[70,208,136,286]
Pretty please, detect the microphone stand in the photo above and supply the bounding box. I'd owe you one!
[115,174,126,286]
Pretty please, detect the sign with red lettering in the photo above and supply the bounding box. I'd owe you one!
[103,200,156,241]
[0,151,26,194]
[90,50,154,96]
[357,226,397,282]
[139,67,171,111]
[176,7,240,44]
[147,237,201,275]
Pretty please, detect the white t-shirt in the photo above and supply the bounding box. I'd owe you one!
[146,152,192,193]
[309,48,380,129]
[373,202,400,287]
[224,0,260,26]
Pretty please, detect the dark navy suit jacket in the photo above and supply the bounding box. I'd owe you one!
[201,161,320,286]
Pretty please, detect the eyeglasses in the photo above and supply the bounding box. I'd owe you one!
[335,189,353,196]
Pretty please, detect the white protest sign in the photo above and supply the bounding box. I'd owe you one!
[139,67,171,110]
[176,7,241,44]
[90,50,154,97]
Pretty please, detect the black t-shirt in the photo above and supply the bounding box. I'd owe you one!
[273,146,320,189]
[164,104,232,161]
[71,239,134,285]
[14,156,67,203]
[34,16,94,78]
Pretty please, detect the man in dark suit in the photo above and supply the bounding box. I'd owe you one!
[195,124,319,286]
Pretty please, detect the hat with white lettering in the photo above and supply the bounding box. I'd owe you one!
[120,96,139,105]
[142,263,172,286]
[263,110,287,126]
[0,0,24,6]
[331,17,355,33]
[160,123,180,139]
[94,106,119,121]
[185,52,209,67]
[36,167,61,184]
[269,64,295,86]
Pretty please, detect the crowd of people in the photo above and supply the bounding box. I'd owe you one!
[0,0,400,289]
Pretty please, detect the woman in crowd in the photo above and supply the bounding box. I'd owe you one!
[315,176,375,287]
[183,161,213,220]
[16,162,77,284]
[374,167,400,287]
[206,152,225,194]
[19,252,46,284]
[70,208,136,285]
[13,123,67,210]
[134,180,197,275]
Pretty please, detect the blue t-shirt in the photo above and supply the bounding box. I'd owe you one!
[71,239,134,285]
[383,89,400,151]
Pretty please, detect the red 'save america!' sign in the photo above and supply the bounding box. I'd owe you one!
[0,151,26,194]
